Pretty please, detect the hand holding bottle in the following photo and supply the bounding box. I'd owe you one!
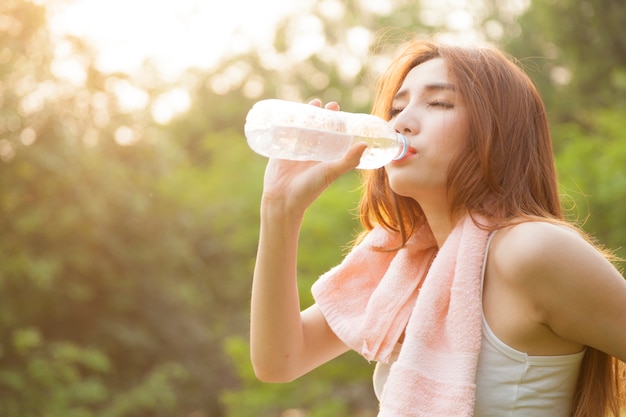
[260,100,368,217]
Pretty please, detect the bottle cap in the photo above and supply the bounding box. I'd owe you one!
[392,134,408,161]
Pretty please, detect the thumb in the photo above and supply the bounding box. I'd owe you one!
[325,142,368,177]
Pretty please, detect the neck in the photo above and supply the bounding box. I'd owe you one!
[419,199,464,249]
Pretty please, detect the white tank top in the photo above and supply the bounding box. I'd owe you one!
[373,232,585,416]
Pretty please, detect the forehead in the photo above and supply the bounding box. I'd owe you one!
[399,57,452,90]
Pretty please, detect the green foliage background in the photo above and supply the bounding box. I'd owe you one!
[0,0,624,416]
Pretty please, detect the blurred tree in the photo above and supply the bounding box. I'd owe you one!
[499,0,626,119]
[498,0,626,263]
[0,0,254,415]
[555,108,626,262]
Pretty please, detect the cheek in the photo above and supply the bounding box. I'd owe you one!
[440,115,469,155]
[429,120,469,178]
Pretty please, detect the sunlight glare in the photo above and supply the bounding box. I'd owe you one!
[114,126,139,146]
[446,9,474,31]
[151,88,191,125]
[285,15,326,62]
[318,0,346,21]
[346,26,373,57]
[358,0,393,16]
[107,79,150,113]
[20,127,38,146]
[47,0,307,128]
[51,40,87,85]
[48,0,306,79]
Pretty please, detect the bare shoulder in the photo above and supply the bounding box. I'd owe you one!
[491,220,594,282]
[488,219,622,310]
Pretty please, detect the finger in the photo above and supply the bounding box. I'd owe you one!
[307,98,322,107]
[324,101,340,111]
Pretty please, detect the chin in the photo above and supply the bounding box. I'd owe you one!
[387,175,418,199]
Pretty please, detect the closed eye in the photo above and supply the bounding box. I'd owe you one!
[388,106,405,118]
[427,100,454,108]
[389,99,454,118]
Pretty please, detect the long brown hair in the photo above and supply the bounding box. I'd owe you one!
[359,39,625,416]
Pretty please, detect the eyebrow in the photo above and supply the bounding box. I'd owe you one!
[393,82,457,101]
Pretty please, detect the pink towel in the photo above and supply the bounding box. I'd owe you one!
[311,215,491,416]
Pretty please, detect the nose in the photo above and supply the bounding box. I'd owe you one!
[392,107,418,136]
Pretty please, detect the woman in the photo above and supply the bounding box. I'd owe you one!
[249,39,626,416]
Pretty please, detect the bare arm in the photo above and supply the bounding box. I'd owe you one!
[250,102,366,382]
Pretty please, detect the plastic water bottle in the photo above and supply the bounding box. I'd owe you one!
[244,99,408,169]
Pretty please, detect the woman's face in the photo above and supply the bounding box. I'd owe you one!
[384,57,470,203]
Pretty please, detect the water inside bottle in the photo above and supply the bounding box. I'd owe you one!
[354,135,405,169]
[270,126,350,161]
[247,125,402,169]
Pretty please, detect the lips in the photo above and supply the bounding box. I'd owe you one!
[393,146,417,163]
